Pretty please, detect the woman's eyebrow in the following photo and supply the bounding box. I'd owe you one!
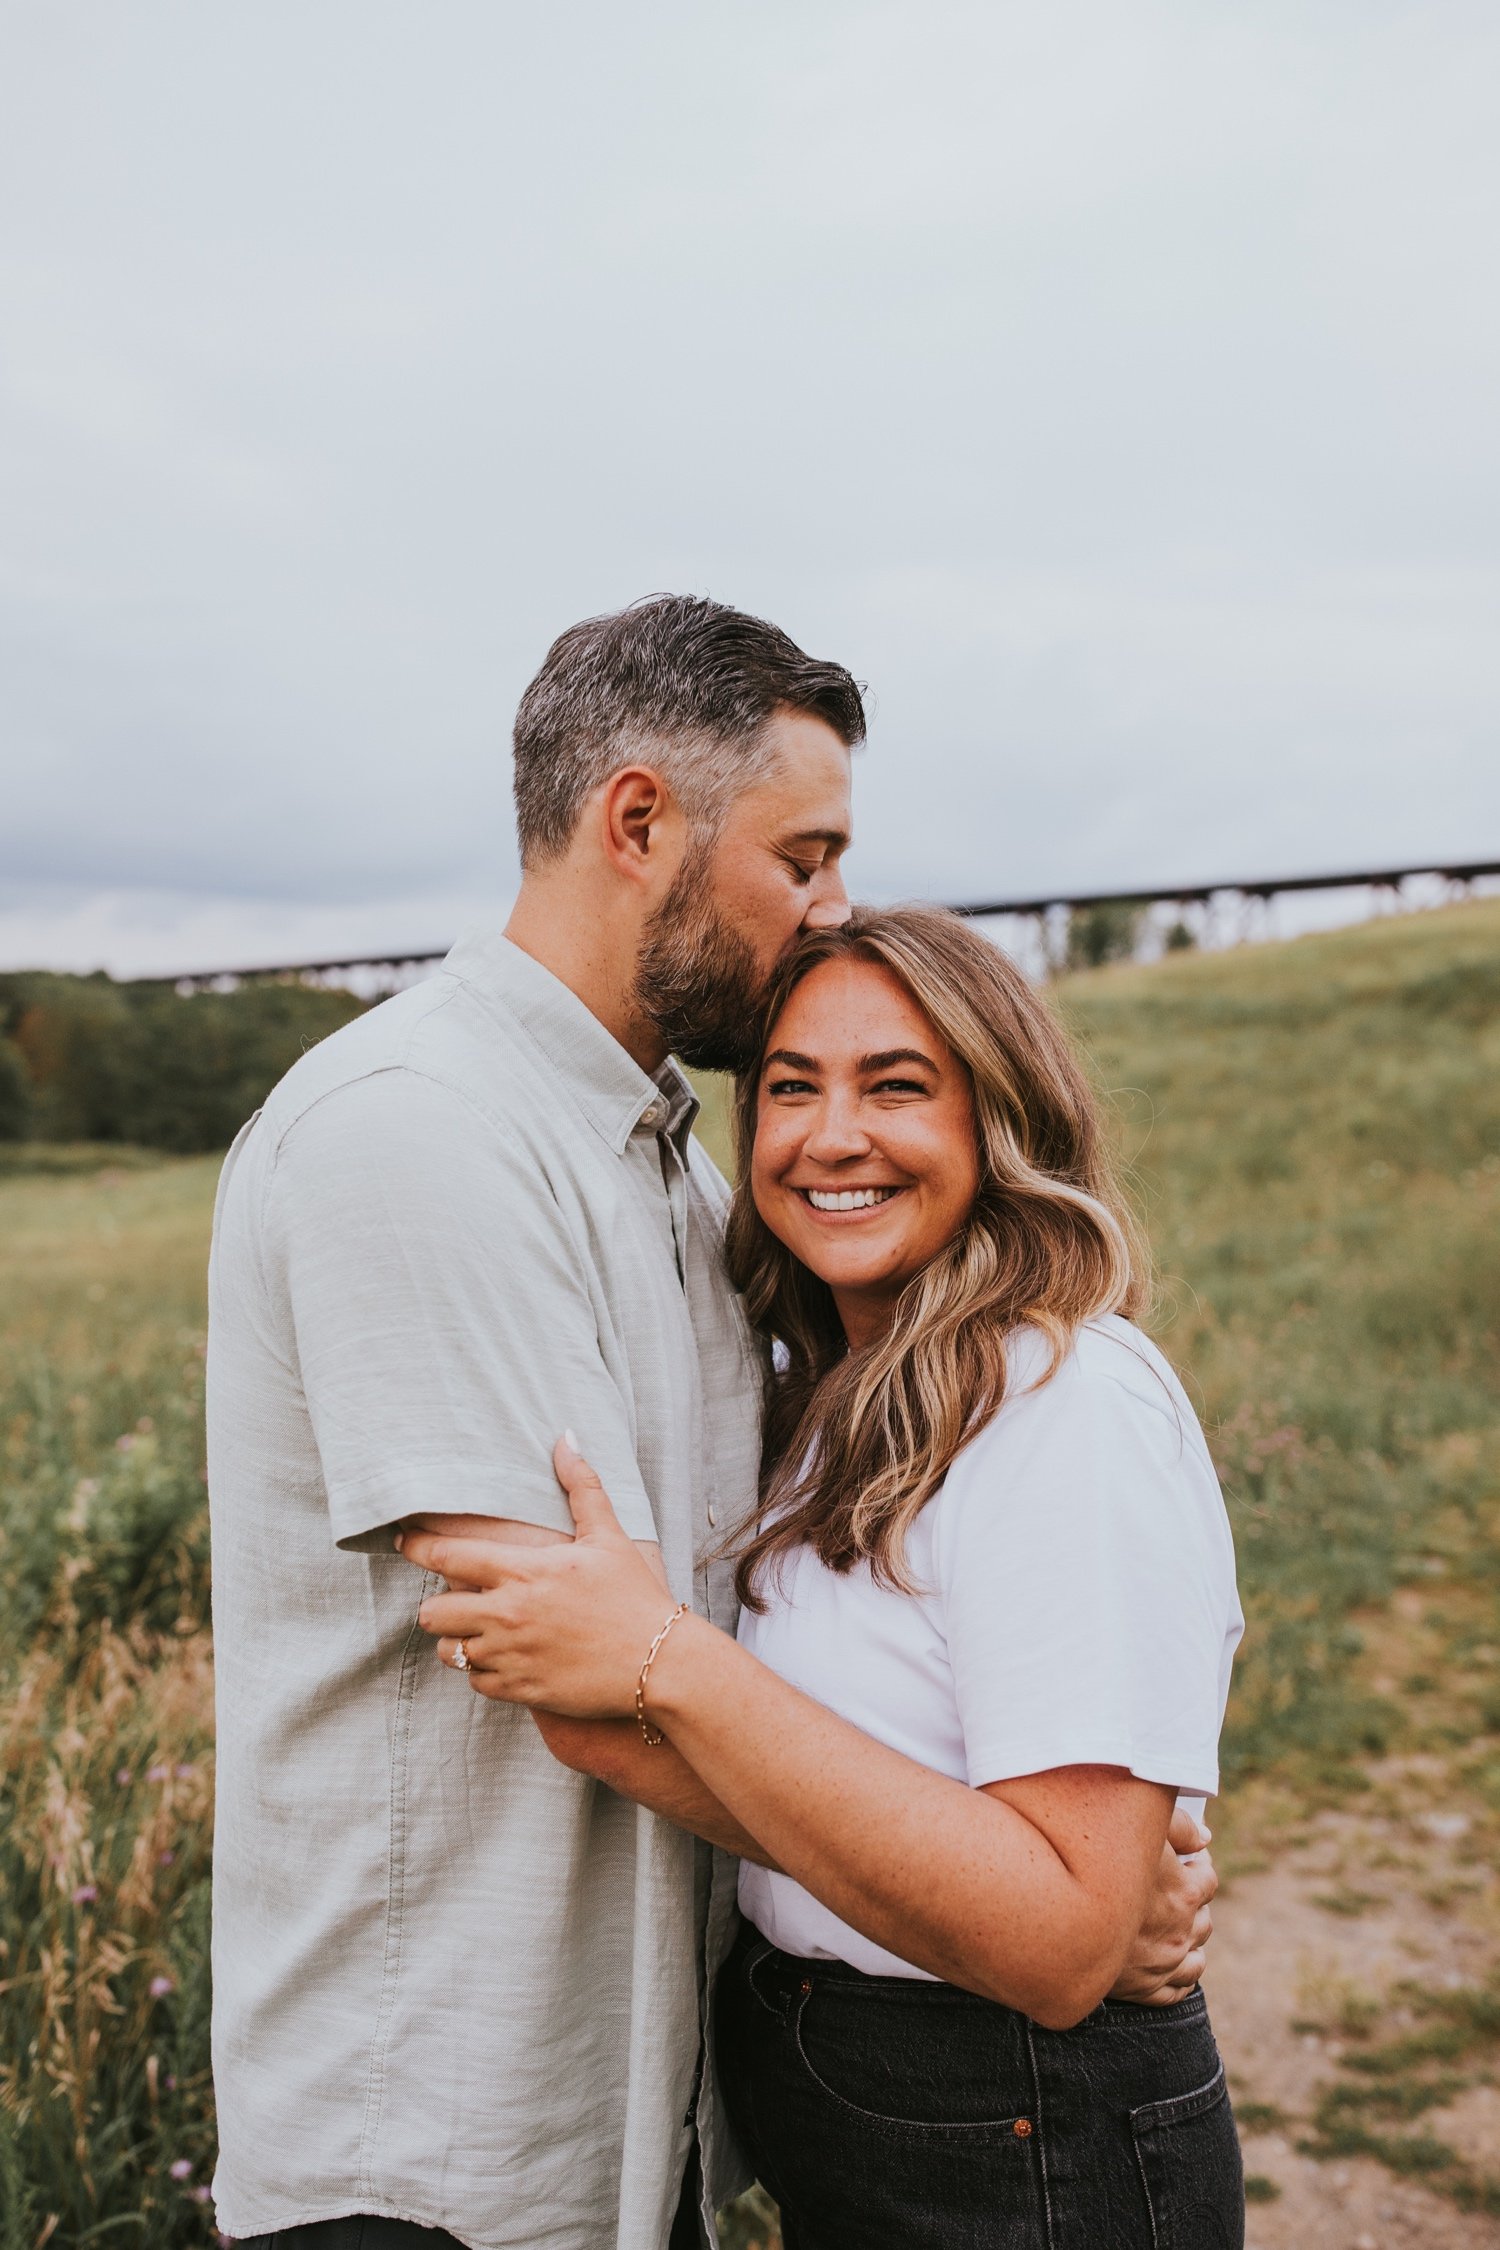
[763,1047,819,1071]
[858,1047,938,1073]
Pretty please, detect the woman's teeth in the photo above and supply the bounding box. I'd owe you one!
[804,1187,900,1211]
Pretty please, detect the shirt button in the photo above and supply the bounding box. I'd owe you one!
[640,1101,666,1130]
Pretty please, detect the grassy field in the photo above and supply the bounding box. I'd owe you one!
[1,898,1497,2244]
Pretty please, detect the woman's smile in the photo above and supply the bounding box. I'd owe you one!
[795,1183,908,1214]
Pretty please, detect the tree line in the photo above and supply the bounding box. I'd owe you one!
[0,972,368,1151]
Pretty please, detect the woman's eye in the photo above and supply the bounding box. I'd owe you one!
[873,1077,927,1096]
[766,1075,814,1097]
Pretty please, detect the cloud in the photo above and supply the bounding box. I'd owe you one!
[2,0,1497,971]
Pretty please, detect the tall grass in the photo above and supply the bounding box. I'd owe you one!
[0,1153,220,2242]
[0,901,1497,2237]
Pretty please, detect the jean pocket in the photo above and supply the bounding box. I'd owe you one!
[1130,2062,1244,2249]
[791,1984,1035,2141]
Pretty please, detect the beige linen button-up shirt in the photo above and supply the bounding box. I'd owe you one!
[207,931,764,2249]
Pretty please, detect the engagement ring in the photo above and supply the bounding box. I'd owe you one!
[453,1639,471,1673]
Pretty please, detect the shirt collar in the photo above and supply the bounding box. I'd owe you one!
[444,927,702,1157]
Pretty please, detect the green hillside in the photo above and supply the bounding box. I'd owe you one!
[1064,900,1500,1789]
[1,898,1497,2236]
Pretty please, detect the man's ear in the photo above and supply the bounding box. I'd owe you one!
[600,766,679,887]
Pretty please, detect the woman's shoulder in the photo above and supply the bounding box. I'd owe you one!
[942,1316,1213,1500]
[998,1314,1193,1421]
[929,1317,1229,1587]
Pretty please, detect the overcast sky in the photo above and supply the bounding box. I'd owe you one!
[4,0,1498,976]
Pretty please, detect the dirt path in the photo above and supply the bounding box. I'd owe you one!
[1212,1770,1500,2249]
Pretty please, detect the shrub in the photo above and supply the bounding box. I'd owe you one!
[0,971,368,1153]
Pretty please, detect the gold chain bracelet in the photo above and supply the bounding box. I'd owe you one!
[635,1603,689,1745]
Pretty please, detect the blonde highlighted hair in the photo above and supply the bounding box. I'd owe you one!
[725,906,1149,1605]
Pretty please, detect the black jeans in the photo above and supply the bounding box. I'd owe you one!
[716,1923,1243,2250]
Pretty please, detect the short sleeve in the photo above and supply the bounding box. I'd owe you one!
[934,1336,1239,1798]
[262,1068,658,1552]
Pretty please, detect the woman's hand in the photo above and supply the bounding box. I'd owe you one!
[397,1438,681,1715]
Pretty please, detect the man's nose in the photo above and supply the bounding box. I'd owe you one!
[803,860,851,930]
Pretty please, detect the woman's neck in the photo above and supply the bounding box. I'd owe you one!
[832,1286,900,1355]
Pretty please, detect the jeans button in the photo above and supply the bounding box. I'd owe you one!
[1013,2118,1033,2138]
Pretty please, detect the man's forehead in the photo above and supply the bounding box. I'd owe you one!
[747,721,854,837]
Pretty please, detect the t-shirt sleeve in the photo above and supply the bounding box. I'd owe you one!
[261,1068,659,1552]
[935,1344,1237,1799]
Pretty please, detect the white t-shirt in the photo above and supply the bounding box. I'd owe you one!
[736,1316,1243,1978]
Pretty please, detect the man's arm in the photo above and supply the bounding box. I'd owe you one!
[1106,1806,1216,2004]
[268,1072,664,1552]
[412,1511,775,1863]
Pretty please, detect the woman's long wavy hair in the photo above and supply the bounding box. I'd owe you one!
[725,905,1150,1606]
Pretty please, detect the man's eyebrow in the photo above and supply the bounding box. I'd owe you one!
[858,1048,938,1073]
[781,827,851,852]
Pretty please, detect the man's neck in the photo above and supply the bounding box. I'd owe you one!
[504,874,669,1075]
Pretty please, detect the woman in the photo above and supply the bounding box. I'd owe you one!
[399,907,1245,2248]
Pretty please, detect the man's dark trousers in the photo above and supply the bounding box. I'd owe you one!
[239,2225,465,2249]
[239,2147,708,2249]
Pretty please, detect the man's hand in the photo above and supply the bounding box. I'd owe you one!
[1105,1805,1216,2006]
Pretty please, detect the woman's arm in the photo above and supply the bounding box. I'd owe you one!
[400,1452,1176,2029]
[632,1616,1171,2026]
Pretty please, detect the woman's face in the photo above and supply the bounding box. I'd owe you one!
[751,955,981,1347]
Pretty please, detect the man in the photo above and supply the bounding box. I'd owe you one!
[208,595,1214,2250]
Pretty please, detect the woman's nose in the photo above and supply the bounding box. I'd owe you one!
[802,1099,872,1162]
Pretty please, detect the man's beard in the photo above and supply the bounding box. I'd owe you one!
[632,858,774,1075]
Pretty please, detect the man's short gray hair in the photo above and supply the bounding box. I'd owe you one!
[512,594,866,867]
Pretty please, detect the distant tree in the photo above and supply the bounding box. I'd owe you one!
[1164,919,1198,952]
[0,1036,31,1139]
[0,972,370,1151]
[1065,900,1146,971]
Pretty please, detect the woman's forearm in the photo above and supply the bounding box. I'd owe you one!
[530,1711,778,1866]
[647,1617,1164,2027]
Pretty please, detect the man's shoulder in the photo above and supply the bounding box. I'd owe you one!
[257,973,536,1149]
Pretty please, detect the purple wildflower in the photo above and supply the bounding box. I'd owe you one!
[169,2158,194,2180]
[115,1767,132,1786]
[149,1975,174,1998]
[72,1884,98,1906]
[146,1764,170,1783]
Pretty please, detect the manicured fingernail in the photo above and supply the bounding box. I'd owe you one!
[563,1427,579,1452]
[394,1532,404,1551]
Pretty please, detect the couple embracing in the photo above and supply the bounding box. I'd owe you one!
[207,596,1244,2250]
